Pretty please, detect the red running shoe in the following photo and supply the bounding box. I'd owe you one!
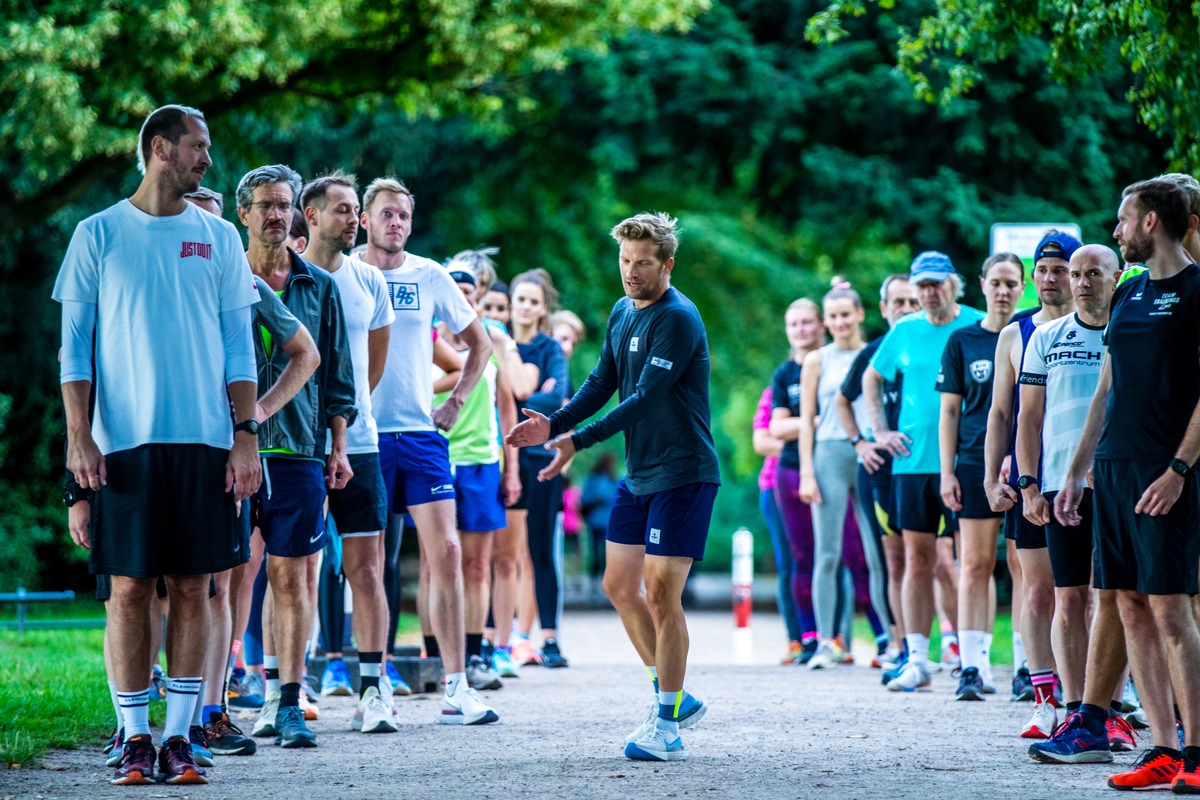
[157,735,208,785]
[1106,715,1137,753]
[1173,755,1200,794]
[110,734,156,785]
[1107,748,1181,791]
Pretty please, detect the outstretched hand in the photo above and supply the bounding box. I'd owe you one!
[536,434,577,482]
[506,408,552,448]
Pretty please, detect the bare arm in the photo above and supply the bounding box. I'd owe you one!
[1055,358,1111,525]
[255,325,319,421]
[938,392,963,511]
[754,428,784,459]
[63,380,105,491]
[863,366,910,457]
[227,379,262,502]
[768,408,802,442]
[495,353,522,507]
[432,337,464,395]
[798,350,823,504]
[983,325,1019,510]
[367,326,389,392]
[433,319,493,430]
[835,390,883,472]
[1016,383,1050,524]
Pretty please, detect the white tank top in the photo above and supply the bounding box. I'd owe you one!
[815,343,868,441]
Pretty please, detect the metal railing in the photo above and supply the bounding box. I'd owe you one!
[0,587,103,633]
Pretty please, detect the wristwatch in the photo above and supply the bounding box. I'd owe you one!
[234,419,260,436]
[1017,475,1039,491]
[63,484,91,507]
[850,435,865,446]
[1170,458,1193,477]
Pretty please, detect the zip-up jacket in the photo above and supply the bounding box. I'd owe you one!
[252,249,356,458]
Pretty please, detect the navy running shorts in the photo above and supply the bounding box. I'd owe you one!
[891,473,956,536]
[1042,490,1094,588]
[378,431,456,514]
[328,453,388,537]
[607,480,718,560]
[252,457,327,558]
[452,462,506,533]
[955,460,1003,521]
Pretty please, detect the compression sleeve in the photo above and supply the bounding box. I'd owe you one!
[60,300,97,383]
[221,306,257,384]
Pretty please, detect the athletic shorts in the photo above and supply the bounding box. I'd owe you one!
[871,473,899,536]
[892,473,956,536]
[90,444,246,578]
[328,453,388,537]
[1004,494,1047,549]
[1092,459,1200,595]
[252,457,327,558]
[1040,490,1094,588]
[955,461,1002,521]
[607,480,718,560]
[378,431,456,514]
[453,462,506,533]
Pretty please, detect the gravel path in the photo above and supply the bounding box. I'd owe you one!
[2,610,1143,799]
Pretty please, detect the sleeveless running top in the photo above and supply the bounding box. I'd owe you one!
[815,343,866,441]
[1007,315,1040,486]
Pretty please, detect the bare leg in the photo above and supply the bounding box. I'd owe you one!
[462,532,495,635]
[900,531,937,643]
[1081,589,1128,708]
[643,555,694,693]
[341,534,388,656]
[267,555,312,686]
[1149,594,1200,747]
[202,570,234,710]
[161,574,212,678]
[149,593,165,678]
[1018,548,1055,675]
[491,520,520,649]
[934,536,959,634]
[1052,584,1090,703]
[1117,591,1176,748]
[1007,538,1025,663]
[109,577,157,691]
[234,532,265,668]
[417,540,433,636]
[408,500,466,673]
[510,509,538,637]
[602,542,656,665]
[882,535,905,644]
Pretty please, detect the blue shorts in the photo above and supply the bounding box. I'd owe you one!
[253,457,327,558]
[328,453,388,537]
[378,431,456,515]
[453,462,506,533]
[607,480,718,560]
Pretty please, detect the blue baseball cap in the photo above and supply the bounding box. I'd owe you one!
[908,251,956,284]
[1034,233,1082,263]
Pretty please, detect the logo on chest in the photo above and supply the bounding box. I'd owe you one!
[969,359,993,383]
[629,336,639,352]
[1151,291,1180,316]
[179,241,213,260]
[389,282,420,310]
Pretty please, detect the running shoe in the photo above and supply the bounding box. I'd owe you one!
[955,666,986,701]
[352,686,399,734]
[878,648,903,671]
[1107,747,1182,791]
[243,670,266,698]
[385,661,412,696]
[795,640,818,666]
[512,637,538,666]
[157,735,208,785]
[481,637,495,667]
[439,685,499,725]
[274,705,318,748]
[1011,666,1035,702]
[540,639,569,669]
[204,712,257,756]
[1126,706,1150,729]
[110,734,156,785]
[467,654,504,690]
[833,635,854,665]
[227,666,265,710]
[1107,714,1137,753]
[104,727,125,766]
[807,641,838,671]
[1021,701,1058,739]
[980,666,997,694]
[103,726,121,755]
[251,691,280,737]
[492,648,521,679]
[784,640,803,665]
[150,665,167,701]
[881,653,909,687]
[624,693,706,744]
[320,659,354,697]
[299,688,319,721]
[1121,679,1141,714]
[887,661,932,692]
[940,638,961,670]
[625,726,687,762]
[301,673,322,702]
[188,724,214,767]
[1027,713,1113,764]
[1172,753,1200,794]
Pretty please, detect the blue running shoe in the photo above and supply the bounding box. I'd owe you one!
[955,666,986,701]
[1027,713,1113,764]
[677,693,706,729]
[625,727,688,762]
[320,659,353,697]
[1011,666,1035,702]
[227,666,265,710]
[274,705,317,748]
[188,725,214,767]
[385,661,412,696]
[881,653,908,687]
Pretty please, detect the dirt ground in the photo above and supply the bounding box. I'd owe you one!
[0,610,1147,799]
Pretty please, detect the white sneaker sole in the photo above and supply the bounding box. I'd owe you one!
[437,707,500,725]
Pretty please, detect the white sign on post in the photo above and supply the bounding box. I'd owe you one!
[990,223,1082,309]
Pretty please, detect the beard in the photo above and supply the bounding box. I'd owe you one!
[1121,231,1154,264]
[161,148,201,198]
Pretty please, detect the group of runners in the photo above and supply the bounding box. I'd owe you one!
[58,104,720,784]
[756,174,1200,792]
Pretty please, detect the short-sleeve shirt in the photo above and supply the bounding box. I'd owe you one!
[328,256,395,453]
[869,305,986,475]
[52,200,258,454]
[937,322,1001,465]
[369,253,479,433]
[1019,313,1106,493]
[1097,265,1200,462]
[770,359,801,470]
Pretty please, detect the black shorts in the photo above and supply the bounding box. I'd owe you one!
[1043,490,1094,588]
[253,457,327,558]
[955,461,1002,521]
[90,445,246,578]
[1004,493,1047,549]
[892,473,956,536]
[871,470,899,537]
[95,574,168,602]
[1093,459,1200,595]
[328,453,388,536]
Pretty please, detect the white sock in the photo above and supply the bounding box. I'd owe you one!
[108,680,122,729]
[656,690,680,735]
[118,690,151,738]
[163,676,202,740]
[982,633,993,673]
[445,671,467,699]
[906,633,930,666]
[190,681,205,726]
[960,630,986,670]
[264,654,280,696]
[1012,631,1026,670]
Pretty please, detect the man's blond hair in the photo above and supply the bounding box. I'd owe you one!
[611,212,679,263]
[363,177,415,214]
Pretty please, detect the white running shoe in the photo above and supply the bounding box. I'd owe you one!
[492,648,521,679]
[624,725,687,762]
[251,691,280,737]
[1021,701,1058,739]
[466,655,503,691]
[807,641,837,671]
[886,661,932,692]
[1121,679,1140,713]
[438,685,499,725]
[378,674,398,717]
[352,686,399,733]
[626,703,657,744]
[980,666,997,694]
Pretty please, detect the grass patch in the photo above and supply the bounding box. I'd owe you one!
[853,611,1015,666]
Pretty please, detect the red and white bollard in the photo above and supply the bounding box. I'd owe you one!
[732,527,754,664]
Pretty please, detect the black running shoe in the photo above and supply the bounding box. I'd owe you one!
[541,638,570,669]
[796,640,818,666]
[1012,666,1035,702]
[956,666,986,701]
[205,712,258,756]
[274,705,317,748]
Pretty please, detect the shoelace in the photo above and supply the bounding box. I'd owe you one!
[1108,715,1139,742]
[211,718,246,738]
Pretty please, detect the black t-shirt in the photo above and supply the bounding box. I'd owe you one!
[937,322,1000,465]
[548,288,721,495]
[771,359,801,471]
[1098,264,1200,462]
[517,332,569,463]
[840,337,902,480]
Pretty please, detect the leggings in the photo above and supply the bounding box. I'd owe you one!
[856,462,894,628]
[760,487,802,643]
[522,461,563,631]
[812,439,882,640]
[774,465,816,640]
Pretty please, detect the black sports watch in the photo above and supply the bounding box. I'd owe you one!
[1017,475,1039,491]
[1170,458,1193,478]
[850,434,865,446]
[63,483,91,507]
[234,419,260,436]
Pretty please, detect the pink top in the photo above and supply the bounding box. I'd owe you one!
[754,386,777,490]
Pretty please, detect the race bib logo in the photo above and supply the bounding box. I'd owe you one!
[970,359,993,383]
[389,282,420,310]
[630,336,639,352]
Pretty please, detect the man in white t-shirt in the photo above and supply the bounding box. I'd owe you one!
[55,105,261,786]
[360,177,499,725]
[299,173,399,733]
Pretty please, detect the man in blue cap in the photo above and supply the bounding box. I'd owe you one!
[863,251,985,692]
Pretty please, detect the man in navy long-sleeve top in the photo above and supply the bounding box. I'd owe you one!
[507,212,720,763]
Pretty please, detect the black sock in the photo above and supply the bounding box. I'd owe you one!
[280,682,301,709]
[1110,700,1124,716]
[424,635,441,658]
[1184,746,1200,765]
[1155,745,1184,759]
[466,633,483,659]
[1079,703,1109,736]
[1066,700,1082,713]
[359,651,382,696]
[264,666,279,682]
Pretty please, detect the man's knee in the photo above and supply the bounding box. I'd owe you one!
[268,559,308,598]
[1055,587,1089,625]
[644,578,683,620]
[1148,596,1198,644]
[1026,580,1055,617]
[602,570,642,607]
[164,574,210,605]
[111,576,158,606]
